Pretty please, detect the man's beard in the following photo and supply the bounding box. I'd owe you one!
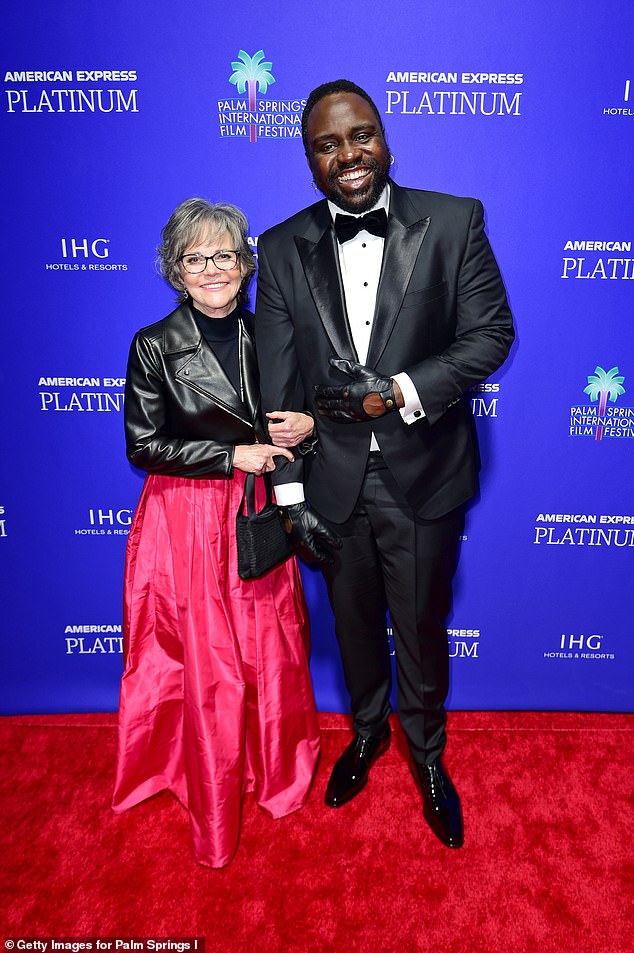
[325,155,390,214]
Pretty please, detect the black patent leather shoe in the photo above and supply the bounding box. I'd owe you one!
[325,724,391,808]
[412,758,464,848]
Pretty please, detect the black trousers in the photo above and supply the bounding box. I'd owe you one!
[321,454,464,764]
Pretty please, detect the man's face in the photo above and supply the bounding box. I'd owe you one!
[306,92,390,214]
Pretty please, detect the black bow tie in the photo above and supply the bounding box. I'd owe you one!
[334,208,387,244]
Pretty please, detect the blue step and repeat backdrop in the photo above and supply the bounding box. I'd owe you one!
[1,0,632,715]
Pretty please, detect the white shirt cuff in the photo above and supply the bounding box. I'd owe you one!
[273,482,305,506]
[393,371,426,425]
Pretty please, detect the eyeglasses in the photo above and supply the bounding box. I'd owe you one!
[179,250,241,274]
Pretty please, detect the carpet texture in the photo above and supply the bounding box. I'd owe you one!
[1,711,632,953]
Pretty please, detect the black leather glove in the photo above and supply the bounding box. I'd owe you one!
[280,502,342,563]
[314,358,399,423]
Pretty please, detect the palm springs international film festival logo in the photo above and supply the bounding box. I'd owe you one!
[217,50,305,141]
[570,366,633,440]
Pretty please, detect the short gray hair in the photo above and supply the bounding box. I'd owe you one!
[157,198,256,304]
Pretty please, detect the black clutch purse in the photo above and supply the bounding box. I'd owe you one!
[236,472,294,579]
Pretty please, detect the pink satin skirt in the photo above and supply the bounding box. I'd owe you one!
[112,472,320,868]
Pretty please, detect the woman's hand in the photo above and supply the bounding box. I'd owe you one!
[232,442,294,475]
[266,411,315,448]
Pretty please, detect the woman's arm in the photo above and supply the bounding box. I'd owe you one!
[124,331,235,477]
[125,332,295,478]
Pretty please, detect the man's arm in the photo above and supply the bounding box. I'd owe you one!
[406,198,514,425]
[254,236,306,489]
[255,233,340,560]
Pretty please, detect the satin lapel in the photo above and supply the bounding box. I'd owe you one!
[366,192,430,367]
[173,327,252,427]
[294,225,357,361]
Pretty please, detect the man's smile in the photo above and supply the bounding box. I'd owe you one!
[336,166,373,189]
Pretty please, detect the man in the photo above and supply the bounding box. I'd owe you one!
[255,79,514,848]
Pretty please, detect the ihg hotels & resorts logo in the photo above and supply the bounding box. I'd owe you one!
[570,366,633,440]
[217,50,305,141]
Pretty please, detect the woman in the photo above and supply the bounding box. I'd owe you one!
[112,198,319,868]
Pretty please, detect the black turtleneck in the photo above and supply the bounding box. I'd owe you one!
[192,305,241,395]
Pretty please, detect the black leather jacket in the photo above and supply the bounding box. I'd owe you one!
[124,301,265,477]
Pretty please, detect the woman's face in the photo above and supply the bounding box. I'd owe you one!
[179,231,243,318]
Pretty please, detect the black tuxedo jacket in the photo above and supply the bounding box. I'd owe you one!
[255,181,514,522]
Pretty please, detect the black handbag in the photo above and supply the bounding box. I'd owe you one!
[236,472,294,579]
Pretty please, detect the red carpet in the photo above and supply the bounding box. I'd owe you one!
[1,712,632,953]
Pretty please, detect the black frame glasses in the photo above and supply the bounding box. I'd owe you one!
[179,250,241,274]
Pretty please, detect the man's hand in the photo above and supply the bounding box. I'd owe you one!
[314,358,402,423]
[266,411,314,449]
[280,502,342,563]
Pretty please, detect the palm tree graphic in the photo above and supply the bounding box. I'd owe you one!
[229,50,275,143]
[583,365,625,441]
